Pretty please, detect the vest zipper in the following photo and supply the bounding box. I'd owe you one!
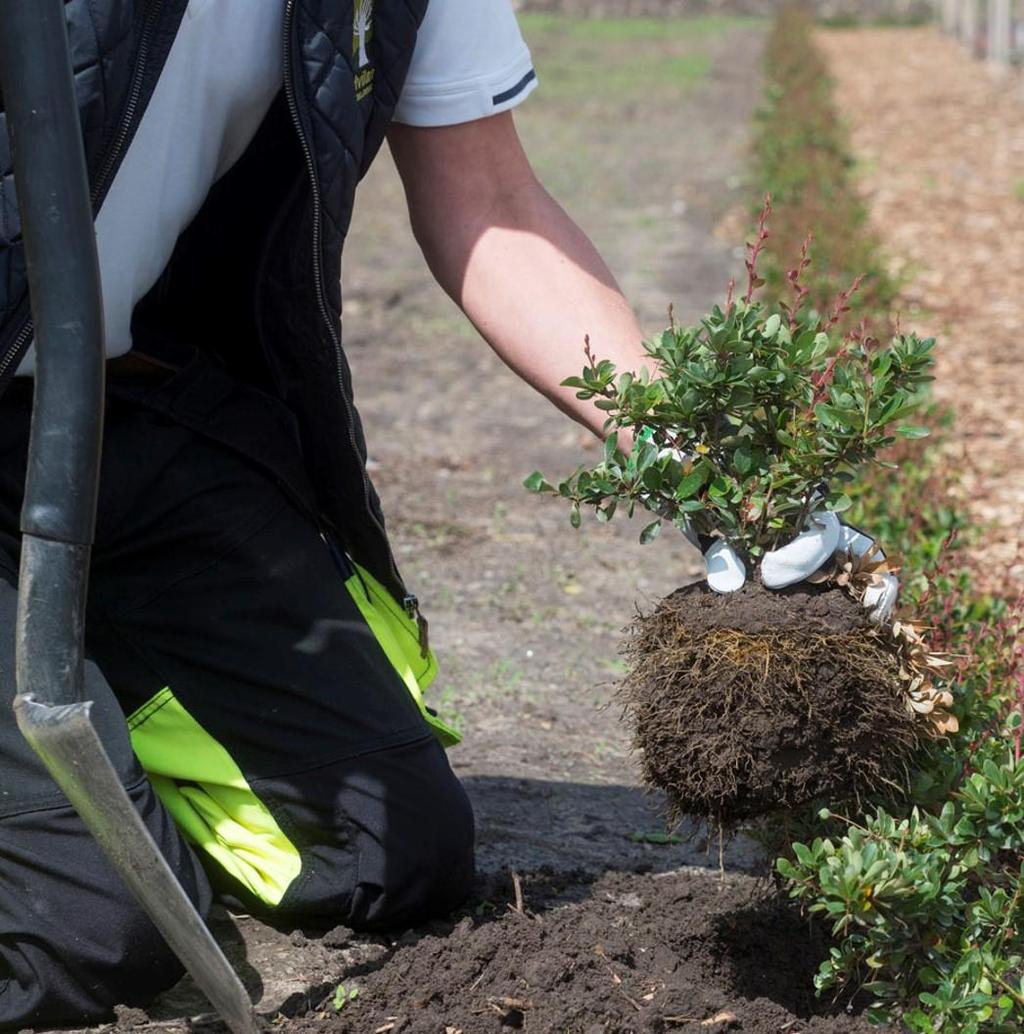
[282,0,428,656]
[92,0,160,199]
[0,310,32,382]
[0,0,160,381]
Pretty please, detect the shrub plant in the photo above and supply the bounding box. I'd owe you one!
[525,200,960,822]
[525,210,934,573]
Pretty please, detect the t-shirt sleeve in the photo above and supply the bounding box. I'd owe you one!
[392,0,538,127]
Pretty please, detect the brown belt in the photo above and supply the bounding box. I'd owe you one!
[106,350,180,385]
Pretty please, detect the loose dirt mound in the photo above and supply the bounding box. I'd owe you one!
[286,869,873,1033]
[622,582,921,822]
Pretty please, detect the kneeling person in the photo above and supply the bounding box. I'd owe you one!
[0,0,653,1026]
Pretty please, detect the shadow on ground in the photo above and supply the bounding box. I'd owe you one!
[465,774,764,874]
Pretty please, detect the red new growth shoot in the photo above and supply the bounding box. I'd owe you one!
[744,195,772,305]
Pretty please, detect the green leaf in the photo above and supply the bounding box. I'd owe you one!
[333,985,359,1011]
[793,841,816,867]
[639,520,662,544]
[595,500,617,523]
[896,425,931,439]
[570,503,581,529]
[642,468,664,493]
[523,471,553,494]
[827,493,853,513]
[675,466,709,500]
[603,435,620,466]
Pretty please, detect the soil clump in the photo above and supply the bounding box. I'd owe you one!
[622,581,920,823]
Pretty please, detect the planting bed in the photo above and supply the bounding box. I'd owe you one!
[312,868,870,1033]
[110,869,874,1034]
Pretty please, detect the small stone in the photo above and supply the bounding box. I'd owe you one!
[112,1005,149,1027]
[321,924,354,948]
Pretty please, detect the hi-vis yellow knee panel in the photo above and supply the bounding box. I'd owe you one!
[126,571,458,907]
[344,563,461,749]
[127,689,302,907]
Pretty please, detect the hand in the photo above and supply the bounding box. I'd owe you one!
[691,511,899,624]
[635,429,898,623]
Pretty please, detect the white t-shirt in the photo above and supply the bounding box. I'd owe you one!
[16,0,537,375]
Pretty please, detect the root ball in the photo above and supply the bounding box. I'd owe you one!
[621,581,924,824]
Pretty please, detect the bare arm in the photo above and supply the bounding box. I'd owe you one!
[387,112,650,442]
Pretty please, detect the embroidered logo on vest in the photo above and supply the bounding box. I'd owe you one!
[353,0,375,100]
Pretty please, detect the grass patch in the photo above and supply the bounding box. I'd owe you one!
[519,14,751,104]
[518,14,760,40]
[533,52,711,102]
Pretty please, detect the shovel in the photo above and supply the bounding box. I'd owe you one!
[0,4,258,1031]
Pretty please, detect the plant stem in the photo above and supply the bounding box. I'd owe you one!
[992,974,1024,1009]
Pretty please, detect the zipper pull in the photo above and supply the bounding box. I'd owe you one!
[403,594,430,659]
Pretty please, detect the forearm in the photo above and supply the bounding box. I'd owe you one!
[421,182,647,438]
[389,117,649,444]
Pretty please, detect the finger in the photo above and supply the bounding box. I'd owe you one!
[838,521,886,561]
[863,573,898,625]
[761,511,842,589]
[705,540,746,593]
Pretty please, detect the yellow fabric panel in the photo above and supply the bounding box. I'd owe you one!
[345,565,462,748]
[127,689,301,906]
[351,564,438,687]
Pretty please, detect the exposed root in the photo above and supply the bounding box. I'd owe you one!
[620,583,930,825]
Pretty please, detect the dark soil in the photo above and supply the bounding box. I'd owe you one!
[651,580,871,638]
[274,869,876,1034]
[622,582,921,823]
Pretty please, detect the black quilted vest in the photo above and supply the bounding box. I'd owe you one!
[0,0,431,614]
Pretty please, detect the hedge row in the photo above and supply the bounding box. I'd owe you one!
[750,9,1024,1033]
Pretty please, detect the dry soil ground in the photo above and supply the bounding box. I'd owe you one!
[57,16,884,1034]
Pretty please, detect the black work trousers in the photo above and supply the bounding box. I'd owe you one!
[0,355,474,1029]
